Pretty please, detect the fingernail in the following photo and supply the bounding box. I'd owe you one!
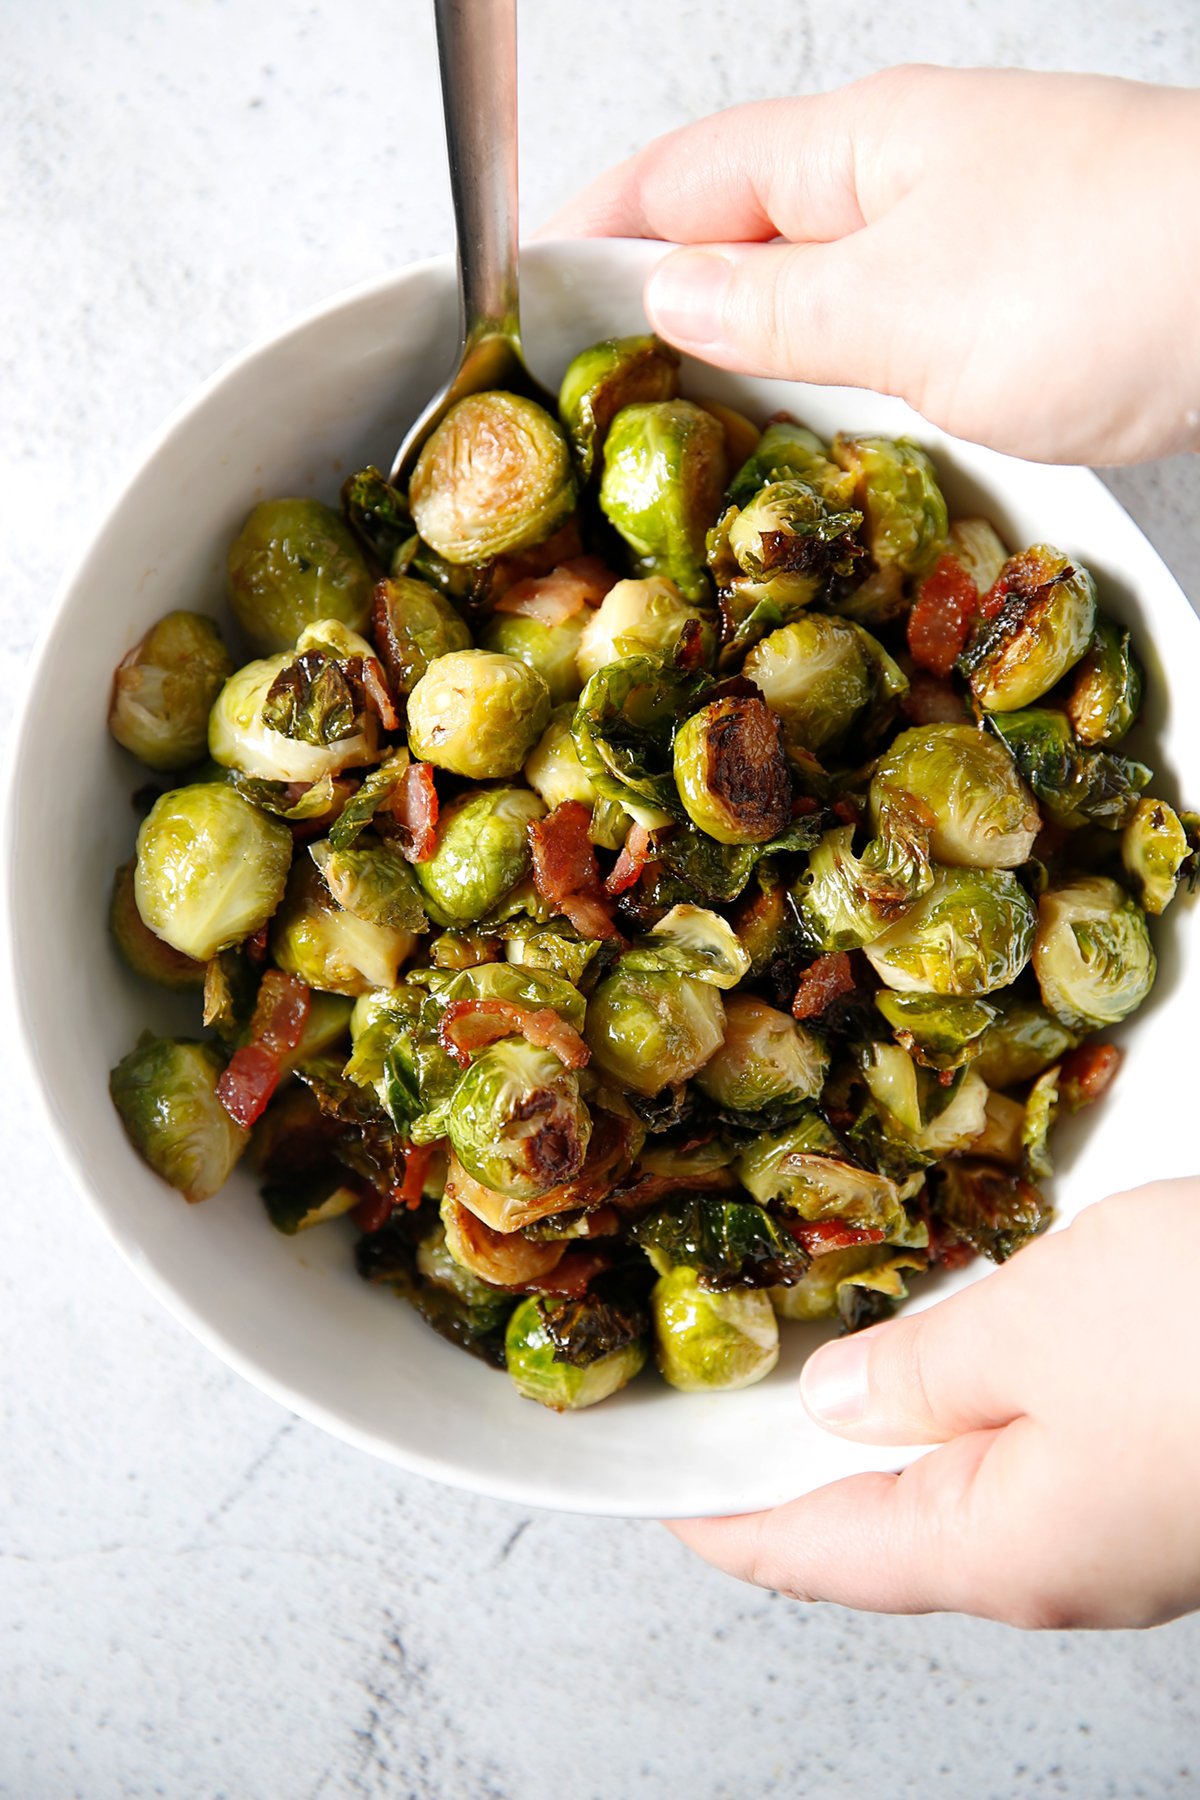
[801,1336,872,1424]
[646,249,733,345]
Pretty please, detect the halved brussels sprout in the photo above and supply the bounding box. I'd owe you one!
[557,333,681,480]
[864,865,1036,997]
[110,860,206,988]
[707,479,863,612]
[227,498,374,654]
[371,574,472,696]
[479,609,586,707]
[308,838,429,934]
[987,707,1150,831]
[961,547,1096,711]
[409,392,576,565]
[340,465,414,570]
[412,786,544,927]
[695,398,761,471]
[736,1115,906,1234]
[769,1243,923,1325]
[1032,875,1156,1029]
[945,518,1009,594]
[869,724,1041,869]
[1065,616,1143,746]
[694,994,827,1118]
[271,859,416,995]
[346,984,431,1091]
[652,1267,779,1392]
[208,646,381,784]
[832,435,948,576]
[971,995,1077,1089]
[418,1221,516,1326]
[793,823,932,953]
[572,653,709,827]
[873,990,996,1071]
[585,967,726,1096]
[504,918,604,988]
[730,862,799,979]
[134,783,292,963]
[598,400,727,600]
[447,1037,591,1200]
[727,419,856,510]
[860,1045,989,1159]
[505,1293,647,1411]
[672,696,792,844]
[575,576,716,684]
[523,704,599,811]
[622,905,751,989]
[406,649,551,780]
[1121,797,1191,915]
[110,1036,248,1201]
[743,616,872,756]
[440,1195,565,1289]
[932,1159,1049,1262]
[109,611,234,771]
[441,960,587,1033]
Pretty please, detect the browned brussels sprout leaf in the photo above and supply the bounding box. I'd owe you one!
[987,709,1150,831]
[537,1286,650,1368]
[932,1159,1050,1262]
[633,1197,809,1292]
[340,466,414,571]
[261,648,362,745]
[1065,616,1143,746]
[557,333,682,481]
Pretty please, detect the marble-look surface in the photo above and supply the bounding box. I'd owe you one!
[4,4,1200,1796]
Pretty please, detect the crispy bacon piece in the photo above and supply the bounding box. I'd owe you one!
[902,672,967,726]
[908,553,980,677]
[529,801,621,938]
[524,1246,614,1298]
[361,656,400,732]
[605,822,652,896]
[792,952,855,1021]
[438,998,590,1069]
[391,760,439,863]
[1059,1041,1122,1110]
[783,1218,888,1257]
[396,1141,435,1207]
[831,796,861,827]
[217,1044,280,1130]
[493,558,614,626]
[351,1186,396,1234]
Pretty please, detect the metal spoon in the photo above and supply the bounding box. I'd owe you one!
[390,0,555,488]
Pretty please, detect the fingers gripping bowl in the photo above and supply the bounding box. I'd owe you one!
[7,241,1199,1516]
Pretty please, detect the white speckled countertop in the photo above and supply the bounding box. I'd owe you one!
[4,5,1200,1795]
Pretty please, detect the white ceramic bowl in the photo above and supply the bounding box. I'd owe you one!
[7,240,1199,1517]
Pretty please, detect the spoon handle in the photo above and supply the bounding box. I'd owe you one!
[434,0,520,345]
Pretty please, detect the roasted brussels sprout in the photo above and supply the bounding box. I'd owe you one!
[409,392,576,564]
[411,786,544,926]
[442,960,587,1031]
[743,616,872,755]
[672,696,792,844]
[694,994,827,1119]
[736,1116,906,1234]
[832,435,948,576]
[406,649,550,780]
[134,783,292,963]
[271,859,416,995]
[598,400,727,600]
[109,611,234,771]
[652,1267,779,1392]
[987,707,1150,831]
[557,333,681,480]
[932,1160,1049,1262]
[523,704,599,811]
[1121,797,1191,915]
[707,479,863,611]
[961,547,1097,712]
[340,465,414,570]
[1065,616,1143,746]
[505,1293,647,1411]
[110,859,206,988]
[585,967,725,1096]
[572,653,709,827]
[945,517,1009,595]
[860,1045,990,1159]
[695,398,761,470]
[769,1243,924,1326]
[371,574,472,697]
[208,644,381,784]
[227,498,374,654]
[575,576,716,684]
[110,1036,247,1201]
[479,609,586,707]
[727,419,856,510]
[622,905,751,990]
[873,990,997,1072]
[633,1196,808,1291]
[869,724,1041,869]
[864,867,1037,997]
[972,995,1077,1088]
[447,1038,591,1199]
[308,838,429,934]
[1032,875,1156,1029]
[793,823,932,953]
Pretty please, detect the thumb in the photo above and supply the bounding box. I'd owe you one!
[643,235,904,394]
[798,1228,1070,1445]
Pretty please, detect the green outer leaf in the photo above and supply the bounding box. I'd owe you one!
[632,1197,808,1292]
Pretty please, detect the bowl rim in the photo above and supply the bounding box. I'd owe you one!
[7,241,1196,1516]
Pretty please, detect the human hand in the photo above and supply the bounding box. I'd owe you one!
[668,1179,1200,1628]
[546,68,1200,465]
